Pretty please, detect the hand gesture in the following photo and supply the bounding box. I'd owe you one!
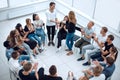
[93,60,100,66]
[33,63,38,70]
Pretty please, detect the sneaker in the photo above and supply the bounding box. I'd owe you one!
[67,71,74,80]
[32,54,37,58]
[67,51,73,56]
[38,48,43,53]
[83,62,91,66]
[65,49,70,51]
[77,57,85,61]
[48,42,51,46]
[56,49,59,53]
[56,47,61,53]
[51,42,55,46]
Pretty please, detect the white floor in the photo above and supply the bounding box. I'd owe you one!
[0,12,120,80]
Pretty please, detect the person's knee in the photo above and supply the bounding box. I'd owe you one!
[74,42,78,47]
[82,46,86,50]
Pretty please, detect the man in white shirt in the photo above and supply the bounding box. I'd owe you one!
[8,51,29,79]
[82,27,108,65]
[46,2,58,46]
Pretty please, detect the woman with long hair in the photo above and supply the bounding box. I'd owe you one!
[66,11,76,55]
[56,16,68,52]
[33,14,46,49]
[7,30,28,55]
[15,23,40,56]
[24,18,43,53]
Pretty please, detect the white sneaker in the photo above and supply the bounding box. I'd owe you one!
[56,47,61,53]
[56,48,59,53]
[67,71,74,80]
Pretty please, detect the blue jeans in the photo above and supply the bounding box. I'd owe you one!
[6,48,14,61]
[82,44,100,61]
[90,52,104,61]
[66,33,74,50]
[28,33,41,47]
[36,28,45,43]
[22,43,33,56]
[18,55,30,63]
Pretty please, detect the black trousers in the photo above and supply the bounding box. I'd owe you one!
[57,31,66,48]
[46,25,55,42]
[91,52,104,61]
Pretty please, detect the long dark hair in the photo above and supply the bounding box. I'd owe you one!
[33,14,37,21]
[15,23,24,37]
[111,46,118,61]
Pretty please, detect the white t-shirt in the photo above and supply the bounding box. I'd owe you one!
[33,19,44,29]
[93,34,107,49]
[8,58,22,74]
[45,9,57,26]
[89,74,105,80]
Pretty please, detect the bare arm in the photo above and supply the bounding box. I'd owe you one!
[33,63,39,80]
[82,32,95,39]
[101,50,109,56]
[84,33,92,39]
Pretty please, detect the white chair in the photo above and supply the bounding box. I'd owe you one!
[9,68,21,80]
[106,76,111,80]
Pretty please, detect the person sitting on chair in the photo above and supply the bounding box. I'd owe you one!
[75,21,95,60]
[33,14,46,50]
[19,62,44,80]
[44,65,63,80]
[93,57,116,80]
[56,16,68,52]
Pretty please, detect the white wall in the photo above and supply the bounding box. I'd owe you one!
[60,0,120,33]
[8,0,48,7]
[60,0,73,6]
[73,0,95,18]
[0,0,8,8]
[0,0,49,21]
[9,0,32,7]
[94,0,120,31]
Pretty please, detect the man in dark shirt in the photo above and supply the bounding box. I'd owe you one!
[19,62,44,80]
[43,65,63,80]
[91,34,114,61]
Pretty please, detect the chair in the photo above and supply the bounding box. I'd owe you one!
[106,76,111,80]
[72,34,81,54]
[9,68,21,80]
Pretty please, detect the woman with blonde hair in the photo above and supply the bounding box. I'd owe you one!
[24,18,41,47]
[24,18,43,53]
[65,11,76,55]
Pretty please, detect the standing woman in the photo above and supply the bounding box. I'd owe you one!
[46,2,58,46]
[66,11,76,56]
